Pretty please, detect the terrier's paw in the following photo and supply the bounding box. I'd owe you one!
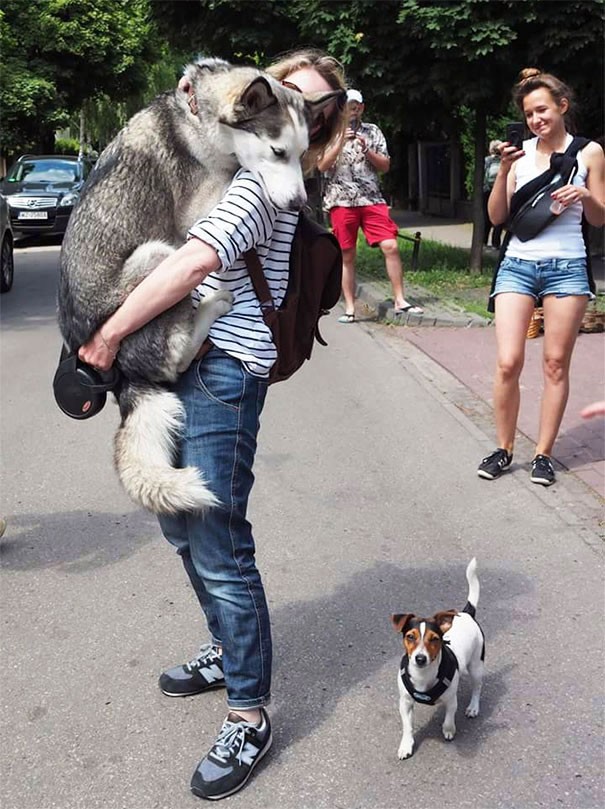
[465,702,480,718]
[398,738,414,759]
[442,724,456,741]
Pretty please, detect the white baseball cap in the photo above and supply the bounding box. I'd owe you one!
[346,89,364,104]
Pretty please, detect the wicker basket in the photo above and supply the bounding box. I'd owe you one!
[580,302,605,333]
[526,307,543,339]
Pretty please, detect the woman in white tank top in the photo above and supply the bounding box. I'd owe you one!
[477,68,604,487]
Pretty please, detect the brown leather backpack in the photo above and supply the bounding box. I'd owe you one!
[245,212,342,384]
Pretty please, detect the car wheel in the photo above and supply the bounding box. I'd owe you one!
[0,234,14,293]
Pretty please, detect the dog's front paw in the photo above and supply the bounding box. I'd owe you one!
[209,290,234,317]
[397,738,414,760]
[465,702,480,718]
[442,723,456,741]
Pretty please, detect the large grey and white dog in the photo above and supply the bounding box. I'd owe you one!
[58,58,339,515]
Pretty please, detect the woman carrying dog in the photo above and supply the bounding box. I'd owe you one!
[79,49,346,801]
[477,68,604,487]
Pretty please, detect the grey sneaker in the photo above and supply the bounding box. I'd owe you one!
[477,448,513,480]
[530,454,555,486]
[159,643,225,697]
[190,708,272,800]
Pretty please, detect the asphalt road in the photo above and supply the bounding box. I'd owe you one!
[1,243,603,809]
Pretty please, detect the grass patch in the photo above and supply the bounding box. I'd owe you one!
[356,231,497,319]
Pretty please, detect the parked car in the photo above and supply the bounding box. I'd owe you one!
[0,154,95,238]
[0,195,14,293]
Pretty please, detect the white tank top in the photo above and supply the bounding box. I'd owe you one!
[507,134,588,260]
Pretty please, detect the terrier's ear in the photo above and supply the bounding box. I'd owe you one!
[432,610,458,634]
[391,613,415,634]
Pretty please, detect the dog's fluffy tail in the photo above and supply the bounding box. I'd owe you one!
[114,383,219,515]
[462,557,480,618]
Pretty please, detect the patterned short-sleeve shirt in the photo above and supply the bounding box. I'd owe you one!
[322,122,389,210]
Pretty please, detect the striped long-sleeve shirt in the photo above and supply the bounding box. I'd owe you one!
[188,168,299,378]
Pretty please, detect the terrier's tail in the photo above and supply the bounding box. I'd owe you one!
[462,557,480,618]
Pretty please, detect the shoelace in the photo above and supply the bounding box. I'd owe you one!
[209,719,256,765]
[185,643,221,673]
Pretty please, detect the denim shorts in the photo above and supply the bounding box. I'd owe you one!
[492,256,592,302]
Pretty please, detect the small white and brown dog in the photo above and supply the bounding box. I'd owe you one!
[391,557,484,759]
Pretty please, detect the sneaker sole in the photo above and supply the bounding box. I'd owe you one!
[477,468,510,480]
[159,681,226,698]
[190,731,273,800]
[530,476,555,486]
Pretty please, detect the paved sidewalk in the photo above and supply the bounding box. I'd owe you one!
[354,212,605,500]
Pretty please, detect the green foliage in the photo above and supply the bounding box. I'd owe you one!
[0,0,161,155]
[54,137,80,155]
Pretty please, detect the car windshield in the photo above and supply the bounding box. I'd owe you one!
[6,159,80,183]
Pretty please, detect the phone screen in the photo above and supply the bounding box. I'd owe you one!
[349,117,360,133]
[505,122,524,150]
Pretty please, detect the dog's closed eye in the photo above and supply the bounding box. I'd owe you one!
[271,146,286,158]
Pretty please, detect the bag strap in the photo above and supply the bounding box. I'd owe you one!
[509,136,589,217]
[244,249,275,325]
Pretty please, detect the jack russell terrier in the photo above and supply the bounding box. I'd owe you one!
[391,557,484,759]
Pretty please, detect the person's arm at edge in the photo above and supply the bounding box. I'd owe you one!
[78,237,220,370]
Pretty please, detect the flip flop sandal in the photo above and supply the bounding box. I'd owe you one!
[394,304,423,315]
[338,313,355,323]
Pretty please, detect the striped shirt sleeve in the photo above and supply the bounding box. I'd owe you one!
[187,169,278,270]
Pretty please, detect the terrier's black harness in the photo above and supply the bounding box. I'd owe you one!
[399,643,459,706]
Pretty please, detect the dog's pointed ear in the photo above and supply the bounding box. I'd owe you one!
[432,610,458,634]
[391,613,415,634]
[303,89,346,148]
[227,76,277,125]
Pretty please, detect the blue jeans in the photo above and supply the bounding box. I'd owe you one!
[158,346,271,710]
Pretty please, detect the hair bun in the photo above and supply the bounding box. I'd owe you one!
[518,67,541,82]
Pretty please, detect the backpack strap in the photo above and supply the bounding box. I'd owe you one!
[245,248,275,325]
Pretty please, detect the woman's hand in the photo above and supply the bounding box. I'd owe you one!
[550,183,590,209]
[498,142,525,173]
[78,329,120,371]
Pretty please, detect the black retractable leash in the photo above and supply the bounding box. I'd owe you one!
[53,344,121,420]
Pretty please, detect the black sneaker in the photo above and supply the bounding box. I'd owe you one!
[530,454,555,486]
[159,644,225,697]
[190,708,272,800]
[477,448,513,480]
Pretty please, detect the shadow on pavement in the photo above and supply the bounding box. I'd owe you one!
[0,509,157,573]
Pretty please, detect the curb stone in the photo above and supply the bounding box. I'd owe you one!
[356,278,493,328]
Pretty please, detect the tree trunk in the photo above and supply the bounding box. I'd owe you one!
[469,108,487,274]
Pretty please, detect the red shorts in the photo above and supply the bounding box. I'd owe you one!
[329,204,399,250]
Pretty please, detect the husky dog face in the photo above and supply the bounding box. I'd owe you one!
[219,76,340,211]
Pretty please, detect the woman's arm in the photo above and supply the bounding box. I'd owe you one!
[317,131,346,172]
[549,141,605,228]
[487,144,524,225]
[78,238,220,370]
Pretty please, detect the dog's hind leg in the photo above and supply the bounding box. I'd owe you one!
[176,290,233,372]
[465,658,484,718]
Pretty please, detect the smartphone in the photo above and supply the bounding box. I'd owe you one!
[505,122,525,151]
[349,116,360,134]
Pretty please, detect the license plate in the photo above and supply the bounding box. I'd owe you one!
[18,211,48,220]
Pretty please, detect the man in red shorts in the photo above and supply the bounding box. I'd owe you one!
[318,89,422,323]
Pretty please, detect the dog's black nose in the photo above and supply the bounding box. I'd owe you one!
[287,194,307,212]
[415,654,427,667]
